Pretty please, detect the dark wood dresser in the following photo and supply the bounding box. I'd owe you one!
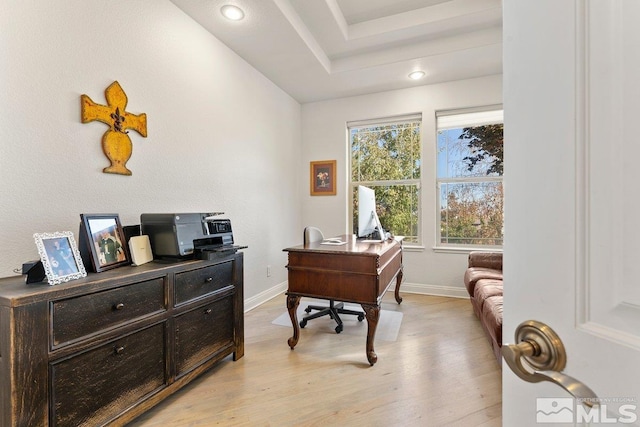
[0,253,244,426]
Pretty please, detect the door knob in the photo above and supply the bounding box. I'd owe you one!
[502,320,599,407]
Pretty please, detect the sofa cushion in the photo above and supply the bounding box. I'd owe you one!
[464,251,504,364]
[468,251,503,270]
[481,296,503,346]
[473,279,503,315]
[464,267,503,295]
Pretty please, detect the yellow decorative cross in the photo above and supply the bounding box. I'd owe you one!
[81,81,147,176]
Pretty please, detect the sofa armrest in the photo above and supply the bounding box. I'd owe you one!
[468,251,503,271]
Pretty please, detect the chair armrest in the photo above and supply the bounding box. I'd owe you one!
[468,251,503,271]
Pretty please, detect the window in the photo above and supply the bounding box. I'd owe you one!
[349,114,421,245]
[437,107,503,247]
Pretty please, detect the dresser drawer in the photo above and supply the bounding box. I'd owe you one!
[50,323,166,427]
[175,261,234,305]
[174,294,234,376]
[52,277,166,347]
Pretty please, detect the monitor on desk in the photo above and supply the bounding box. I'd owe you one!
[357,185,385,241]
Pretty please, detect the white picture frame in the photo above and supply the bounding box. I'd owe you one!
[34,231,87,285]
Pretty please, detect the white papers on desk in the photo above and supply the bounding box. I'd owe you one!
[320,240,347,246]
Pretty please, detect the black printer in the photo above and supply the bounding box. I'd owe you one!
[140,213,245,260]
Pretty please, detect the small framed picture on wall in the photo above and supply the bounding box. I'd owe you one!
[310,160,336,196]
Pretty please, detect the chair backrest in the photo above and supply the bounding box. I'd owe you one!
[303,226,324,244]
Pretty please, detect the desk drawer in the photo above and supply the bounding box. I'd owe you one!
[52,277,166,347]
[174,294,234,376]
[175,261,234,306]
[50,323,166,427]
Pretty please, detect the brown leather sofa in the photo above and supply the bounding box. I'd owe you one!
[463,251,503,363]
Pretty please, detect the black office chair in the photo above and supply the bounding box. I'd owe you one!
[299,226,365,333]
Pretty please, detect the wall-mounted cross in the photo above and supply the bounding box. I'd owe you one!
[81,81,147,176]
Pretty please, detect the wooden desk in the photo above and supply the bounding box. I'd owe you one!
[283,235,403,365]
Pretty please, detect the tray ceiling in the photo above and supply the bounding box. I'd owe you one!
[170,0,502,103]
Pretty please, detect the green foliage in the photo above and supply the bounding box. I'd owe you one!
[375,185,419,240]
[440,182,503,245]
[351,122,421,242]
[352,123,420,182]
[351,120,504,246]
[460,124,504,176]
[436,122,504,246]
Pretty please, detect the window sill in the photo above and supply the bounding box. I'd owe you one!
[401,244,425,252]
[432,246,503,254]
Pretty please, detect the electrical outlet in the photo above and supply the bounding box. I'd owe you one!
[267,265,271,277]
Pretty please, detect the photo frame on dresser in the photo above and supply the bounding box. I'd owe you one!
[33,231,87,285]
[79,213,130,272]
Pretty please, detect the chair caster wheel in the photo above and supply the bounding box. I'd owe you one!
[357,314,365,322]
[335,324,343,334]
[304,307,312,313]
[300,320,307,328]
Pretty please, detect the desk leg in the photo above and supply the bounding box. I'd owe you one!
[361,303,380,366]
[394,268,404,304]
[286,295,301,349]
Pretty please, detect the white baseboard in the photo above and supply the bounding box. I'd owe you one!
[399,282,468,299]
[244,281,468,312]
[244,281,288,312]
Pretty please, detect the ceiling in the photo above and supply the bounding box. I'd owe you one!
[170,0,503,103]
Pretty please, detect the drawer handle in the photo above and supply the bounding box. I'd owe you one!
[205,277,213,283]
[114,303,125,310]
[114,345,125,355]
[204,308,212,315]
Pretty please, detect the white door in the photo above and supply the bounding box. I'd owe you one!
[503,1,640,425]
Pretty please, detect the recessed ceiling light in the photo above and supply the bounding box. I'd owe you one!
[408,71,425,80]
[221,5,245,21]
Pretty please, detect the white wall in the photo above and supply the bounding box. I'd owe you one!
[301,75,502,294]
[0,0,301,302]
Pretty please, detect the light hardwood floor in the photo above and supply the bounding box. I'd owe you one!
[129,293,502,426]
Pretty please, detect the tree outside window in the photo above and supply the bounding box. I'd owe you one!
[437,108,504,247]
[349,116,421,244]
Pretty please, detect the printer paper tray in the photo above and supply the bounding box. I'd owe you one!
[198,244,247,252]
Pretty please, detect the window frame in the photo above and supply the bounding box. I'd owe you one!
[348,114,423,246]
[435,105,504,250]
